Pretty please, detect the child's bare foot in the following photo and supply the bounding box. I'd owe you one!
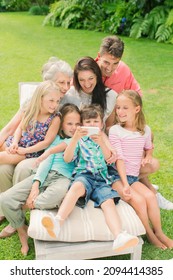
[147,232,167,249]
[155,232,173,249]
[17,224,29,256]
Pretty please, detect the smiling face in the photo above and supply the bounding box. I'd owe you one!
[115,95,140,126]
[54,72,71,98]
[77,70,97,95]
[41,90,60,114]
[62,111,81,137]
[97,53,120,77]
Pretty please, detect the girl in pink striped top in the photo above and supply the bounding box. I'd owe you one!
[109,90,173,250]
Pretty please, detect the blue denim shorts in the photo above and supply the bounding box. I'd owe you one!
[69,171,120,208]
[108,165,139,185]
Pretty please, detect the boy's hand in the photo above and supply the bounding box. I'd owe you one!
[73,126,88,140]
[90,131,103,145]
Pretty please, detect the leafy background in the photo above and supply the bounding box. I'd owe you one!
[0,11,173,260]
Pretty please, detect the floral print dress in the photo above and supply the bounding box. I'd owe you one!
[6,112,60,158]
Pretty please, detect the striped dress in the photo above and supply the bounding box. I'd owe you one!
[109,124,152,177]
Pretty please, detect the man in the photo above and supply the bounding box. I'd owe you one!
[96,35,173,210]
[96,35,142,95]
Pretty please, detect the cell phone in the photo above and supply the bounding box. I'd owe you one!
[81,126,100,136]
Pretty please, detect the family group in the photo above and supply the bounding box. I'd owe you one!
[0,36,173,257]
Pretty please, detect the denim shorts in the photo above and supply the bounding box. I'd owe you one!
[69,171,120,208]
[108,165,139,185]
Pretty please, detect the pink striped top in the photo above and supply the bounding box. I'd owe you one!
[109,124,152,177]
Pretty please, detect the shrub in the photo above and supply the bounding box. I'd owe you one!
[29,5,49,15]
[0,0,54,11]
[130,5,173,42]
[0,0,31,11]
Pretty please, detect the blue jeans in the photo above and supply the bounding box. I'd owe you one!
[69,171,120,208]
[108,165,139,185]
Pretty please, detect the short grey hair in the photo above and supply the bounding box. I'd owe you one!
[42,57,73,81]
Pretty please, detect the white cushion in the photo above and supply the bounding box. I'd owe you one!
[19,82,40,107]
[28,200,145,242]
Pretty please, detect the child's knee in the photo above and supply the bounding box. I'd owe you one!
[71,181,86,196]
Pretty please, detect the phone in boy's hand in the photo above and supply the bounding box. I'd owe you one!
[81,126,100,136]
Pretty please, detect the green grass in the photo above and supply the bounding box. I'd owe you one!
[0,12,173,260]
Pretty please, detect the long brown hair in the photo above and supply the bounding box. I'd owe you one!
[73,56,107,112]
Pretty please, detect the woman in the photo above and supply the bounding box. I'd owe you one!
[61,56,117,128]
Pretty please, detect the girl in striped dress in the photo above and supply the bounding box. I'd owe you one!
[109,90,173,250]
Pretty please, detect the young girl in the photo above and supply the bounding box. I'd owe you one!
[0,80,61,164]
[41,104,139,253]
[0,104,81,255]
[108,89,173,249]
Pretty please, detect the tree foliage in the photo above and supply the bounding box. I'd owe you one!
[1,0,173,43]
[130,5,173,42]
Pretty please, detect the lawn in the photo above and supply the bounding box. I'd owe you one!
[0,12,173,260]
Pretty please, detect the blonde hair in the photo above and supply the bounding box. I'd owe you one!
[21,80,60,132]
[116,90,146,134]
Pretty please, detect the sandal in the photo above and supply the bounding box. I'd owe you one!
[0,224,16,238]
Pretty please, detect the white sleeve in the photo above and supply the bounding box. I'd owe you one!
[105,88,117,120]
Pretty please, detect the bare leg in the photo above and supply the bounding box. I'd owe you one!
[17,224,29,256]
[0,152,25,165]
[133,183,173,249]
[139,158,160,193]
[57,182,86,225]
[101,199,121,238]
[112,181,167,249]
[139,177,157,194]
[41,182,86,238]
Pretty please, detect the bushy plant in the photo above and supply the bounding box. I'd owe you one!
[29,5,49,15]
[42,0,173,43]
[130,5,173,42]
[43,0,105,30]
[0,0,31,11]
[101,0,138,35]
[0,0,54,11]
